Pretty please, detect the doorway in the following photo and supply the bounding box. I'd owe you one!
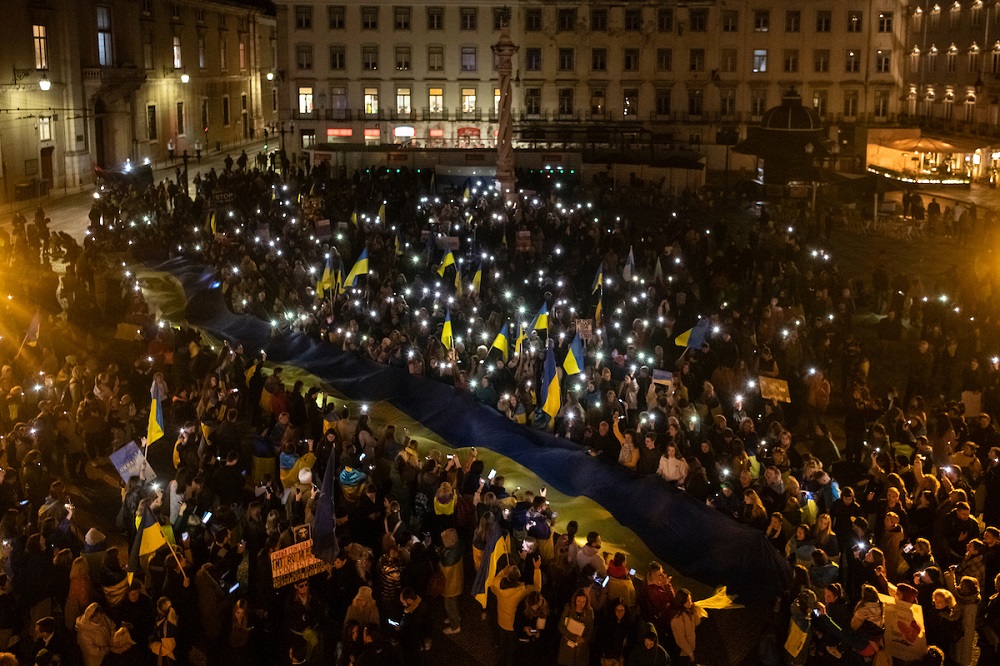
[40,146,54,186]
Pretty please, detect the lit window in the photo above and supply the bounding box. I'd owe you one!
[38,116,51,142]
[297,86,313,114]
[33,25,48,70]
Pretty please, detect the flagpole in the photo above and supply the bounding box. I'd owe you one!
[164,535,190,584]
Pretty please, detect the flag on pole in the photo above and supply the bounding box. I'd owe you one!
[490,323,510,361]
[514,323,527,356]
[342,248,369,291]
[463,185,471,200]
[394,231,404,256]
[17,311,40,357]
[129,507,167,574]
[675,318,712,348]
[350,210,358,226]
[563,332,584,376]
[595,296,603,328]
[148,378,166,443]
[472,261,483,296]
[311,445,340,563]
[454,264,463,298]
[437,250,456,276]
[378,201,386,222]
[530,303,549,333]
[623,246,636,282]
[209,212,217,235]
[541,345,561,420]
[654,257,664,285]
[591,263,604,294]
[473,522,510,608]
[441,310,453,349]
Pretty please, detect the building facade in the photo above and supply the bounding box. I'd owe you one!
[275,0,907,170]
[0,0,276,204]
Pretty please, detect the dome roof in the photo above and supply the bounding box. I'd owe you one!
[760,89,823,132]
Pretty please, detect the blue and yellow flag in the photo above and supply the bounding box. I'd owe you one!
[437,250,456,277]
[209,212,217,235]
[378,201,386,222]
[441,309,453,349]
[541,345,560,420]
[472,261,482,296]
[129,507,167,575]
[463,185,471,200]
[514,323,527,356]
[320,254,336,291]
[563,332,584,376]
[343,248,369,290]
[454,264,463,298]
[675,318,711,348]
[148,379,165,443]
[19,311,40,353]
[530,303,548,333]
[490,323,510,361]
[394,231,404,256]
[595,296,603,328]
[350,210,358,226]
[591,264,603,294]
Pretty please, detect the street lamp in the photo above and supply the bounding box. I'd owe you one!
[180,73,190,84]
[266,72,274,81]
[38,73,50,91]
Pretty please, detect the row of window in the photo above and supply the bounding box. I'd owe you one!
[297,5,488,31]
[520,47,893,75]
[297,44,479,72]
[914,2,990,31]
[141,0,250,29]
[911,48,1000,75]
[297,85,498,115]
[295,5,897,34]
[144,94,249,141]
[146,33,248,71]
[296,84,891,119]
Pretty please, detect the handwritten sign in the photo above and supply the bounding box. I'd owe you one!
[270,537,328,587]
[109,441,156,483]
[314,219,331,238]
[576,319,593,340]
[212,191,235,204]
[759,377,791,403]
[516,230,532,252]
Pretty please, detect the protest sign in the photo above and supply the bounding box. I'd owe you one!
[270,530,329,587]
[576,319,593,340]
[879,593,926,662]
[109,441,156,482]
[759,377,791,403]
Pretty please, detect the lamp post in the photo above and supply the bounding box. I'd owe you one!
[277,121,294,172]
[492,7,518,201]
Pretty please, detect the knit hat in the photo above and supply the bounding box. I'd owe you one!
[297,467,313,485]
[84,528,105,547]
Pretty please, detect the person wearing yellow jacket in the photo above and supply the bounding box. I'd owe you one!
[440,529,464,635]
[489,558,542,666]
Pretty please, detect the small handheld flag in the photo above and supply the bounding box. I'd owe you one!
[541,345,561,420]
[148,378,166,443]
[530,303,549,333]
[675,319,712,348]
[591,264,603,294]
[490,323,510,361]
[378,201,386,222]
[441,310,454,349]
[563,332,584,376]
[454,264,464,298]
[623,246,636,282]
[472,261,483,296]
[437,250,456,277]
[342,248,369,290]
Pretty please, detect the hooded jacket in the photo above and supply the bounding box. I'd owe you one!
[626,622,670,666]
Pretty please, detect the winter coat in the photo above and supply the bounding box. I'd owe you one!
[75,603,114,666]
[557,605,594,666]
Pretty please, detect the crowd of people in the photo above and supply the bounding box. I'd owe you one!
[0,150,991,666]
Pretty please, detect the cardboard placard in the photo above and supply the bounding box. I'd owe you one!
[879,593,926,662]
[576,319,593,340]
[270,534,328,588]
[759,377,791,403]
[516,230,532,252]
[652,369,673,386]
[314,219,332,237]
[109,441,156,482]
[256,225,271,243]
[212,191,236,204]
[114,323,143,341]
